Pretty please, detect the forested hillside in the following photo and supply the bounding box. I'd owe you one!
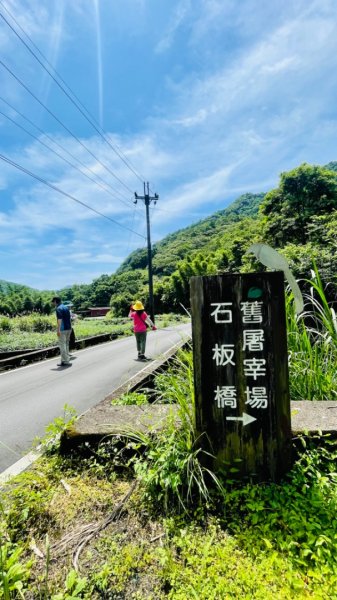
[0,281,52,315]
[1,161,337,316]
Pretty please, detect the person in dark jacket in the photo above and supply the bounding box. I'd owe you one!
[51,296,72,366]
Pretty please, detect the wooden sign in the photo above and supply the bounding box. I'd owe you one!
[190,272,292,482]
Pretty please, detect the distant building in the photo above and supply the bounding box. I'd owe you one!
[88,307,111,317]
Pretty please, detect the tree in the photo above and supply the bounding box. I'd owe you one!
[169,253,217,307]
[260,163,337,245]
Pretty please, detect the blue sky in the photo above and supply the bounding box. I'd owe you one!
[0,0,336,290]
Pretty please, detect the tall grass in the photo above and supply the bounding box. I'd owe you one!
[287,265,337,400]
[114,348,223,514]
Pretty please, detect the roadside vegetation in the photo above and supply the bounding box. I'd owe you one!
[1,274,337,598]
[0,313,187,352]
[287,266,337,400]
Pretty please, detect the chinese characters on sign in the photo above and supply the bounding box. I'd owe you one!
[191,273,291,481]
[211,301,268,415]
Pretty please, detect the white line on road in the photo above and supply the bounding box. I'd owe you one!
[0,450,42,486]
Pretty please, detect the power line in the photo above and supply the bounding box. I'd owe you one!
[0,152,146,239]
[0,3,146,184]
[0,96,131,204]
[0,104,133,209]
[0,58,135,195]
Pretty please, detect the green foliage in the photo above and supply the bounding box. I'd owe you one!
[156,522,312,599]
[116,247,149,273]
[113,391,149,405]
[0,282,53,317]
[126,350,223,514]
[219,436,337,594]
[2,470,58,542]
[36,404,77,454]
[0,318,11,333]
[0,540,31,599]
[0,315,132,352]
[169,252,218,307]
[51,569,89,599]
[17,314,54,333]
[261,163,337,246]
[287,266,337,400]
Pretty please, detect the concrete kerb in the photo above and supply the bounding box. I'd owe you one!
[60,353,337,453]
[60,338,188,452]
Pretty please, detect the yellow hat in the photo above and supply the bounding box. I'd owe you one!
[132,300,144,310]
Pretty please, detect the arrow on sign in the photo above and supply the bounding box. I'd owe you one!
[226,413,256,426]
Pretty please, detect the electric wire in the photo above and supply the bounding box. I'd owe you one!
[0,152,146,239]
[0,5,160,269]
[0,96,131,204]
[0,3,147,185]
[0,105,134,209]
[0,58,135,196]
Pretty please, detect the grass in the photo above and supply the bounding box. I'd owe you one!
[2,434,337,597]
[0,315,129,352]
[0,312,188,352]
[287,265,337,400]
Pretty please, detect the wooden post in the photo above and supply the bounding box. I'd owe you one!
[190,272,292,482]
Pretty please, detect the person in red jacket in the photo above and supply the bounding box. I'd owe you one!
[129,300,156,360]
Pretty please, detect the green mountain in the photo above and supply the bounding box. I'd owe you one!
[118,192,264,277]
[0,280,34,295]
[77,161,337,315]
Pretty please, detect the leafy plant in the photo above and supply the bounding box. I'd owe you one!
[36,404,77,454]
[0,317,12,333]
[219,435,337,591]
[51,569,89,599]
[112,391,149,406]
[0,539,31,599]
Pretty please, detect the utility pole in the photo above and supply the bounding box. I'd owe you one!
[134,182,159,323]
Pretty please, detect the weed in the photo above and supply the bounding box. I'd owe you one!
[219,436,337,591]
[51,569,89,599]
[0,317,11,333]
[36,404,77,454]
[0,539,31,599]
[112,391,149,406]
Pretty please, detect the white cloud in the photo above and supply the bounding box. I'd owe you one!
[155,0,191,53]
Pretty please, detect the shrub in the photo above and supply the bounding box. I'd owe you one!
[17,315,54,333]
[0,317,11,333]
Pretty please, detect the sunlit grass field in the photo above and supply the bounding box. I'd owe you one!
[0,312,188,352]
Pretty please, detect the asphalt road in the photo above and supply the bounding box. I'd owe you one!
[0,323,191,473]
